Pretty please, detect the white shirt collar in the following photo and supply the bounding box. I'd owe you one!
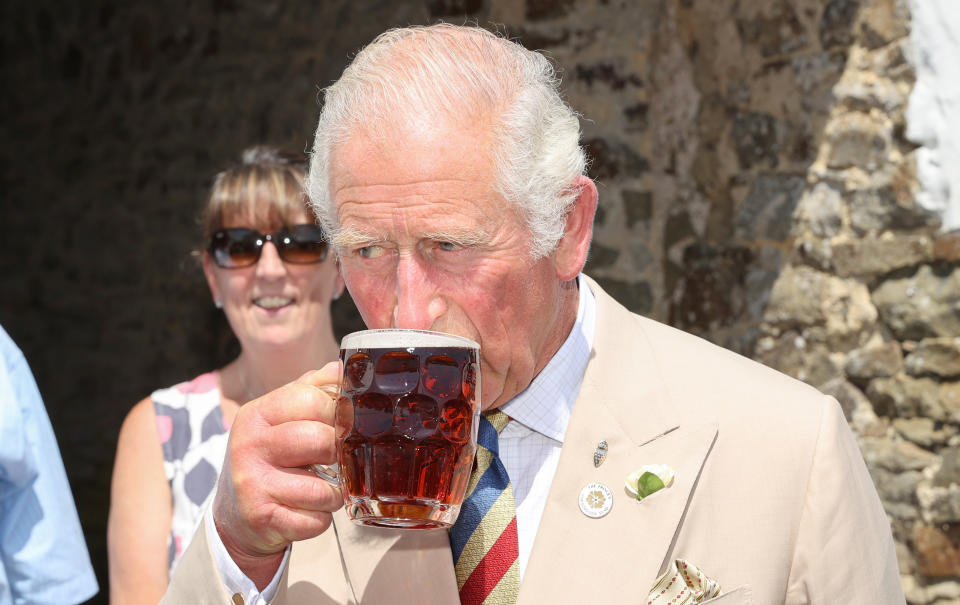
[499,274,596,443]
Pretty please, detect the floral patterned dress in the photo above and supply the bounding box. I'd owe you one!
[151,372,229,574]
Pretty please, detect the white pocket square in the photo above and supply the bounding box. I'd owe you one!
[646,559,721,603]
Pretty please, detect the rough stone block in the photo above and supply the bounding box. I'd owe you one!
[731,111,780,170]
[735,173,806,242]
[623,102,649,132]
[943,383,960,424]
[900,575,927,604]
[796,349,846,388]
[905,338,960,378]
[845,341,904,381]
[754,334,844,389]
[791,51,848,111]
[869,466,922,503]
[525,0,575,21]
[933,230,960,262]
[574,62,645,91]
[824,112,891,170]
[867,38,912,79]
[793,181,844,239]
[893,418,956,448]
[511,27,570,50]
[918,484,960,524]
[820,0,860,49]
[849,186,940,235]
[628,239,653,273]
[912,524,960,578]
[934,447,960,488]
[866,376,941,419]
[764,265,877,337]
[821,376,871,420]
[736,1,808,57]
[872,265,960,340]
[622,190,652,227]
[834,71,909,113]
[669,244,751,334]
[858,0,911,50]
[744,246,786,321]
[824,376,888,435]
[831,233,933,277]
[924,580,960,602]
[795,234,836,272]
[883,501,919,521]
[664,210,696,252]
[861,436,938,472]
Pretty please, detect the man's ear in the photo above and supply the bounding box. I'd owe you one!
[551,175,598,281]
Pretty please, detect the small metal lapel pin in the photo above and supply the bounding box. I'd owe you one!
[593,440,608,468]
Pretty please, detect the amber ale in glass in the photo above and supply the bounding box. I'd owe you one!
[335,329,480,528]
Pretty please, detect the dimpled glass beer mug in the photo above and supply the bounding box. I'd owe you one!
[312,329,481,529]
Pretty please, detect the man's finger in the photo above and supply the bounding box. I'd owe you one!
[264,505,337,545]
[260,420,337,468]
[295,360,342,389]
[264,467,344,513]
[254,381,338,426]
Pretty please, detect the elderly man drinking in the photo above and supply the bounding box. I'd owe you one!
[163,24,903,605]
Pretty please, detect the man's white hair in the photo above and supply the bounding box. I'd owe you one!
[306,24,587,259]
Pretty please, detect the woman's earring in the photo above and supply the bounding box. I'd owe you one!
[214,300,223,309]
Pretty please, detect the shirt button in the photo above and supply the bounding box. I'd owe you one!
[232,594,244,605]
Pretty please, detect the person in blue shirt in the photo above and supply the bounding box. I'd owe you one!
[0,324,98,604]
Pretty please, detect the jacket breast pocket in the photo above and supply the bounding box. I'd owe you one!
[703,586,751,604]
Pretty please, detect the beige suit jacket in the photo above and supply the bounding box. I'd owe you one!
[164,278,904,604]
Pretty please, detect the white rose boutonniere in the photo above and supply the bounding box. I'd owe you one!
[625,464,675,501]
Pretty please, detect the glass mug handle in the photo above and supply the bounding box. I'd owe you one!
[308,382,341,488]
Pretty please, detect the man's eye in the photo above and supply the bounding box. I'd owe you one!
[358,245,384,259]
[437,241,461,252]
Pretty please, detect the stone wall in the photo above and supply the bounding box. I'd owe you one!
[1,0,955,602]
[725,2,960,602]
[755,55,960,605]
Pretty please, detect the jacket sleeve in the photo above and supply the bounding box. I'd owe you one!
[162,516,292,605]
[784,396,905,604]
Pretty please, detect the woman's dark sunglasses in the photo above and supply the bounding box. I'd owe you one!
[208,224,329,269]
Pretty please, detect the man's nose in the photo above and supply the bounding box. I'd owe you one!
[393,254,444,330]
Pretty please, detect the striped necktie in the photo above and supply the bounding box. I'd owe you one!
[449,410,520,605]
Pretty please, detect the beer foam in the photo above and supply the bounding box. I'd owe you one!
[341,329,479,350]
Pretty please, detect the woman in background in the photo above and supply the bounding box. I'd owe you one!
[107,147,343,603]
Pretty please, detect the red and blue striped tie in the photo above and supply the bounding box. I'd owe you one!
[449,410,519,605]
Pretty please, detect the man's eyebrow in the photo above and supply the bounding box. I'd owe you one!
[330,227,385,248]
[331,227,492,248]
[422,228,491,246]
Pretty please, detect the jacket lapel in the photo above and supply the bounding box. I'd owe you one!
[517,279,718,602]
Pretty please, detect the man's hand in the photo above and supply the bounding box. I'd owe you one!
[212,362,344,589]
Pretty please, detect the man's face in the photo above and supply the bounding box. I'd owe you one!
[329,122,570,409]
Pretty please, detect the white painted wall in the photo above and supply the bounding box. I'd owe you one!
[905,0,960,230]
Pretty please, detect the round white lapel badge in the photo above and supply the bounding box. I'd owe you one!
[578,482,613,518]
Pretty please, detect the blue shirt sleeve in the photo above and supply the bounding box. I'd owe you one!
[0,326,99,605]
